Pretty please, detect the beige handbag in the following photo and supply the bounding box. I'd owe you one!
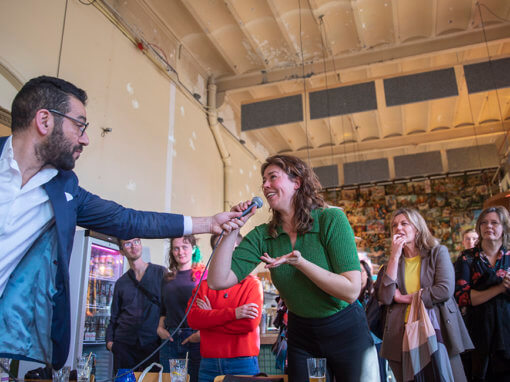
[402,290,437,381]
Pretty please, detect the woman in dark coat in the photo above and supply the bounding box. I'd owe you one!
[455,206,510,381]
[377,208,473,382]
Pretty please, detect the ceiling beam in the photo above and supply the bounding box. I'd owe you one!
[291,120,510,160]
[216,23,510,93]
[266,0,300,59]
[179,0,241,75]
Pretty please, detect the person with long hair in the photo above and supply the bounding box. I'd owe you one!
[377,208,472,382]
[455,206,510,381]
[157,235,205,382]
[359,259,375,308]
[207,154,379,381]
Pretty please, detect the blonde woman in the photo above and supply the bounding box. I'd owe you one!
[377,208,472,382]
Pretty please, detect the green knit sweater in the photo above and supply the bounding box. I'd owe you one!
[231,207,360,318]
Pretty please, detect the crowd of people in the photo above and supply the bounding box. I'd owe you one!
[1,76,509,382]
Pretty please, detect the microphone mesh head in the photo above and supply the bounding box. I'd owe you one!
[252,196,264,209]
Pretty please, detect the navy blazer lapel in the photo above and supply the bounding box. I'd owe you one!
[0,136,7,154]
[43,175,71,276]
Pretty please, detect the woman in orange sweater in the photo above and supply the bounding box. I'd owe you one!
[187,274,263,382]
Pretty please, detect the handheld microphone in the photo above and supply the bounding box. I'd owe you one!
[240,196,264,217]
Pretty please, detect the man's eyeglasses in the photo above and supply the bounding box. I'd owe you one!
[123,239,141,249]
[49,109,89,136]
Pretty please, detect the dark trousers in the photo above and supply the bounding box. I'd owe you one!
[112,339,160,376]
[287,303,375,382]
[471,349,510,382]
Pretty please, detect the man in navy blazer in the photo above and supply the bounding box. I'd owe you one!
[0,76,244,370]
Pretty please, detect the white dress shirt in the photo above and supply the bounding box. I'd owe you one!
[0,136,58,296]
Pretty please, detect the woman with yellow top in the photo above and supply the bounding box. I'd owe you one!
[377,208,472,382]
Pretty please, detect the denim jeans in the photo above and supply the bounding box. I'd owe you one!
[198,356,259,382]
[159,328,201,382]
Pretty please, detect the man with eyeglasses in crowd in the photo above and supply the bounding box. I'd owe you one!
[106,238,167,375]
[0,76,245,370]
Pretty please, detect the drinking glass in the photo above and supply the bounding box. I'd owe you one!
[307,358,326,382]
[77,356,91,382]
[52,366,70,382]
[169,359,187,382]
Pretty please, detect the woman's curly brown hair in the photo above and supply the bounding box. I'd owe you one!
[261,155,325,237]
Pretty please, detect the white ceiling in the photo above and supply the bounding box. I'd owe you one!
[104,0,510,183]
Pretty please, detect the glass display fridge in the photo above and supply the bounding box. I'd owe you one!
[66,230,127,380]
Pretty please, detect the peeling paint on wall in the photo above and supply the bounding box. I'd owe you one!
[126,180,137,191]
[189,138,196,151]
[132,99,139,109]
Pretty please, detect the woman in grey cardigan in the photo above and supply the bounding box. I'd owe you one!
[377,208,473,382]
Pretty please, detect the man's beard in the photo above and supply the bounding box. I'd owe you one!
[35,122,83,171]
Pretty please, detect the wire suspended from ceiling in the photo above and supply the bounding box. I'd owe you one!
[297,0,311,166]
[317,15,335,167]
[476,1,510,191]
[56,0,69,78]
[477,2,510,151]
[316,11,363,175]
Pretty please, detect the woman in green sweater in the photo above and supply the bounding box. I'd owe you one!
[207,155,378,381]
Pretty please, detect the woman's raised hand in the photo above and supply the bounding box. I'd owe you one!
[261,250,302,268]
[231,200,257,217]
[390,234,406,259]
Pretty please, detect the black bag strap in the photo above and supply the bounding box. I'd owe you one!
[127,270,160,307]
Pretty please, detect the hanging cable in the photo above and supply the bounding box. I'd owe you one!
[456,51,484,172]
[477,2,510,23]
[317,15,335,166]
[476,2,510,158]
[316,12,354,172]
[56,0,69,78]
[298,0,312,166]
